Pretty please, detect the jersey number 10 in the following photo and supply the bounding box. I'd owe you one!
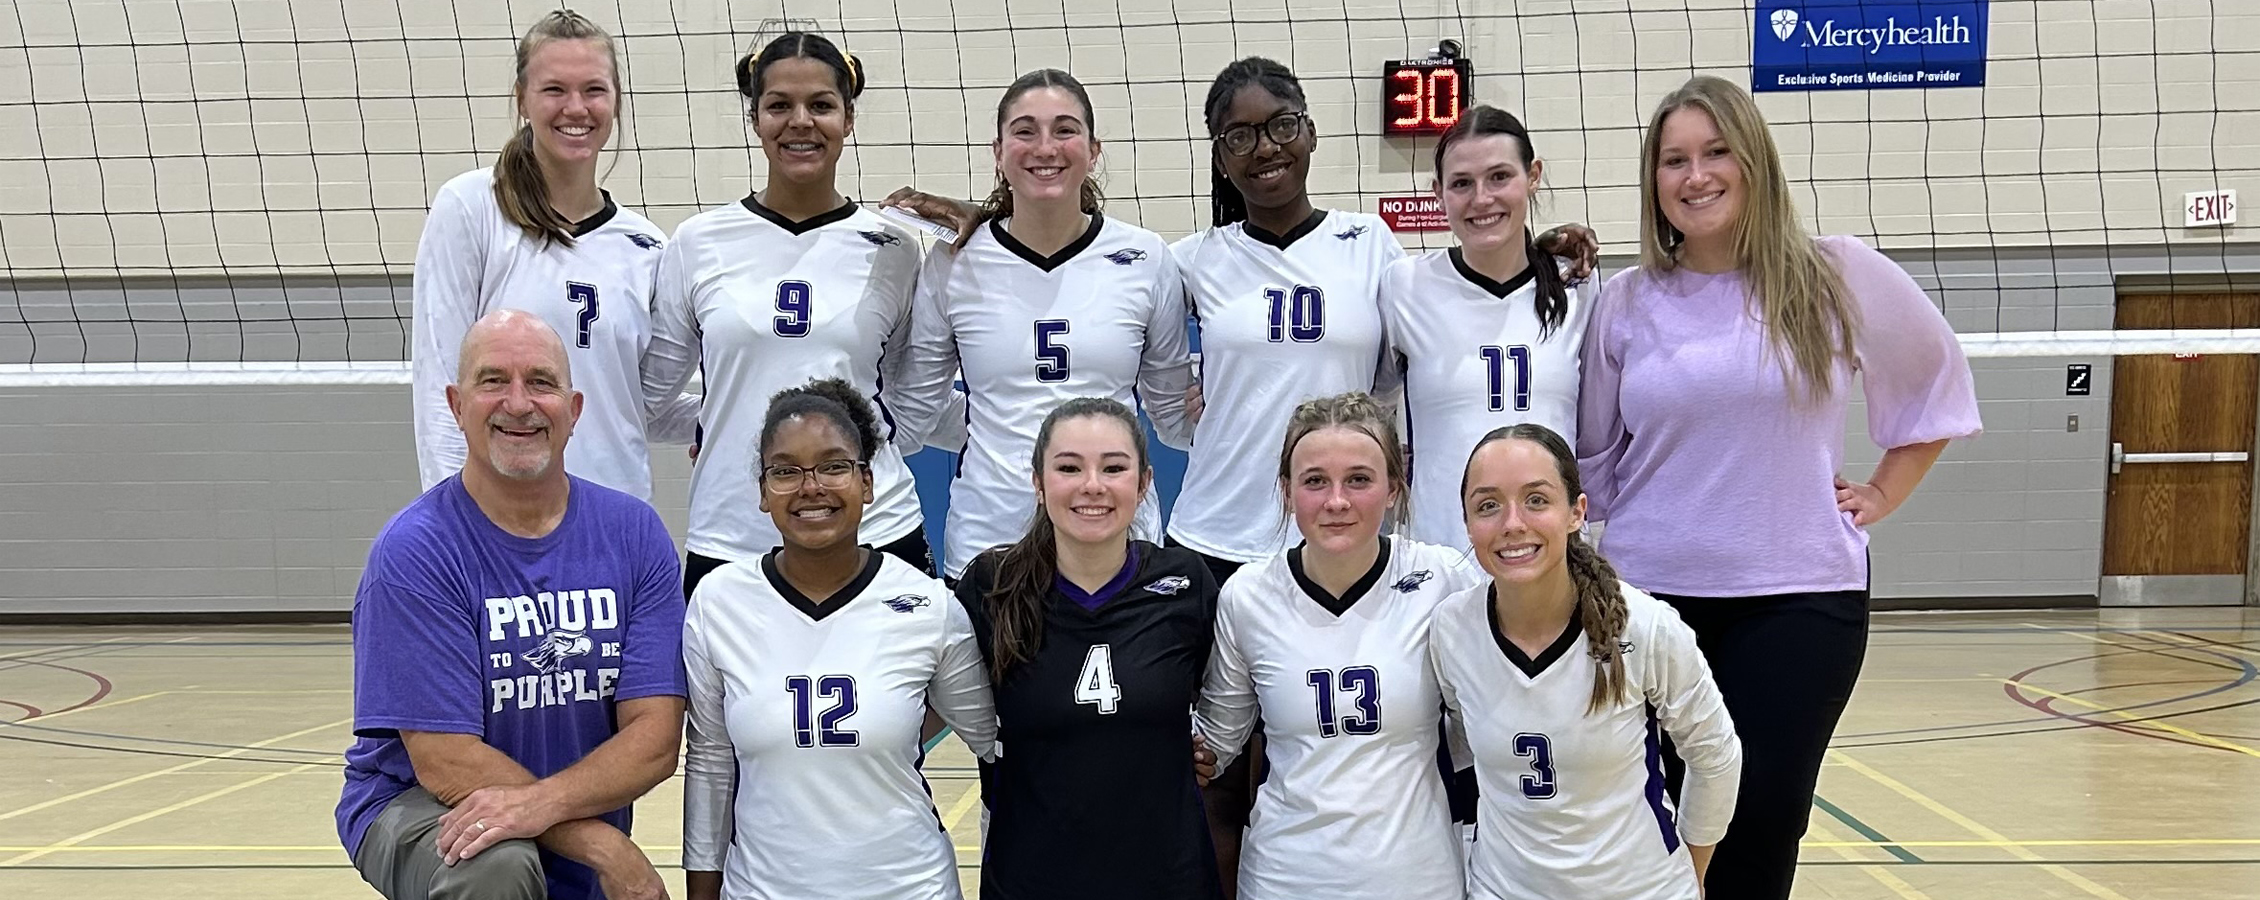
[1480,345,1533,412]
[1265,285,1325,343]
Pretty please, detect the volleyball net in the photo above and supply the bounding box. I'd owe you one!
[2,0,2256,386]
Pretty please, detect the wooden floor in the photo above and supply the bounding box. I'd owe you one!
[0,607,2255,899]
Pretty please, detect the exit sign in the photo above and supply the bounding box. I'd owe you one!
[2186,189,2237,228]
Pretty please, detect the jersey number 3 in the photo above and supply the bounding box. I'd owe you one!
[1480,345,1532,412]
[787,675,859,747]
[567,282,598,349]
[1074,644,1121,714]
[1514,732,1557,799]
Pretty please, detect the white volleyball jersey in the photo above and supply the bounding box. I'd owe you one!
[411,167,685,500]
[1167,211,1407,563]
[1429,581,1741,900]
[643,198,926,561]
[1382,249,1594,550]
[681,550,997,900]
[1194,537,1483,900]
[892,215,1196,577]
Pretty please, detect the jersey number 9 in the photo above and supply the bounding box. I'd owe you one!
[775,281,813,338]
[1034,319,1071,383]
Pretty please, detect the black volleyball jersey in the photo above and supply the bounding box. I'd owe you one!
[954,541,1223,900]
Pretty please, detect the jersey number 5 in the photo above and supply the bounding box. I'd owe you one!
[567,282,598,349]
[1306,666,1380,738]
[1034,319,1071,383]
[1074,644,1121,714]
[1480,345,1532,412]
[787,674,859,747]
[775,280,813,338]
[1514,732,1557,799]
[1265,285,1325,343]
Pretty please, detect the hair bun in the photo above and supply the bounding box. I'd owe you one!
[842,50,866,99]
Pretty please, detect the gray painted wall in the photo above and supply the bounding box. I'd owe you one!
[10,244,2253,615]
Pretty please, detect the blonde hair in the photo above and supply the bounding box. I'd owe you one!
[495,10,619,247]
[1275,392,1408,533]
[1637,75,1858,402]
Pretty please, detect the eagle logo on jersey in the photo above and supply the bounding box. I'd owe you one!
[858,229,903,247]
[1143,575,1191,595]
[882,593,930,613]
[1334,225,1369,240]
[625,233,663,250]
[1391,570,1435,592]
[1104,248,1148,265]
[523,630,593,674]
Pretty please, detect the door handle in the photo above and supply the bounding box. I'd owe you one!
[2110,442,2251,474]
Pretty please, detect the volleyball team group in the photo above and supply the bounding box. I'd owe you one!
[336,9,1983,900]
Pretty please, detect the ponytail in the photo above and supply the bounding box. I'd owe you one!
[1529,228,1571,339]
[1566,532,1631,714]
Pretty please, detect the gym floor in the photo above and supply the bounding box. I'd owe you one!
[1,607,2254,899]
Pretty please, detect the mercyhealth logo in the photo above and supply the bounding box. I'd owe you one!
[1776,9,1976,55]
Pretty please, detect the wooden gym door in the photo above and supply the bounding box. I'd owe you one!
[2102,293,2258,605]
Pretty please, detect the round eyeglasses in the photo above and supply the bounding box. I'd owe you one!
[1215,111,1309,157]
[761,459,866,494]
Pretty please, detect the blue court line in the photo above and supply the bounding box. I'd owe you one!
[921,727,953,754]
[1812,795,1924,864]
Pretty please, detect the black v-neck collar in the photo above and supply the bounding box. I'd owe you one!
[740,195,858,236]
[1286,539,1393,618]
[1486,586,1583,679]
[762,548,881,623]
[1449,246,1537,299]
[990,214,1103,272]
[1243,209,1328,251]
[569,192,620,237]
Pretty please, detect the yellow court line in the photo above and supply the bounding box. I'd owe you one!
[0,715,352,824]
[1806,817,1933,899]
[1830,750,2133,900]
[2008,680,2260,760]
[940,782,984,833]
[0,762,324,866]
[5,689,176,725]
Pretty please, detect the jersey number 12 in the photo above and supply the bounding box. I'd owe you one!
[1480,345,1532,412]
[786,675,859,748]
[1074,644,1121,714]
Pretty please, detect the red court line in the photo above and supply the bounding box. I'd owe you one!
[0,658,115,719]
[0,699,43,719]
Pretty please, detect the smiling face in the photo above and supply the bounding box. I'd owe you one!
[1461,437,1585,591]
[449,314,582,483]
[1653,106,1744,249]
[1283,426,1398,558]
[754,55,853,189]
[1214,83,1313,216]
[516,38,616,170]
[757,413,873,553]
[1436,133,1541,256]
[1034,414,1150,549]
[994,85,1099,210]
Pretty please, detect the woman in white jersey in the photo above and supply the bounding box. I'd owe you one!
[410,10,693,500]
[1431,424,1741,900]
[682,378,997,900]
[643,32,936,595]
[891,69,1196,580]
[1381,106,1596,551]
[1193,391,1484,900]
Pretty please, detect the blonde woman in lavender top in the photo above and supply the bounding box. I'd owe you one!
[1574,75,1980,900]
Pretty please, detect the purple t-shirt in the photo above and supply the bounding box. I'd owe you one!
[1576,236,1982,597]
[336,474,685,900]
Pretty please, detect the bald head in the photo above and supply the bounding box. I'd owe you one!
[457,308,571,390]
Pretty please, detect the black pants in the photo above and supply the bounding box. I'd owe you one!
[1164,538,1255,898]
[1655,589,1869,900]
[683,526,938,601]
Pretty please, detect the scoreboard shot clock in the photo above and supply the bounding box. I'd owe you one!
[1382,48,1471,136]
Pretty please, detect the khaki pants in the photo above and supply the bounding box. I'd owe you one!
[352,786,545,900]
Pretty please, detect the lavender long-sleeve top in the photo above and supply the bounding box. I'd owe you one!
[1576,236,1982,598]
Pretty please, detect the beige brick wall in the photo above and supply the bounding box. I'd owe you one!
[2,0,2252,279]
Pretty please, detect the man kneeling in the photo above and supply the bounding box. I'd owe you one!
[336,310,685,899]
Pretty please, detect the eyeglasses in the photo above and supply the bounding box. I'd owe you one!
[1214,111,1309,157]
[761,459,866,493]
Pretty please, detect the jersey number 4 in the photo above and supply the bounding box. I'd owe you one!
[786,674,859,747]
[567,282,599,349]
[1074,644,1122,714]
[1265,285,1325,342]
[1306,666,1380,737]
[1480,345,1532,412]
